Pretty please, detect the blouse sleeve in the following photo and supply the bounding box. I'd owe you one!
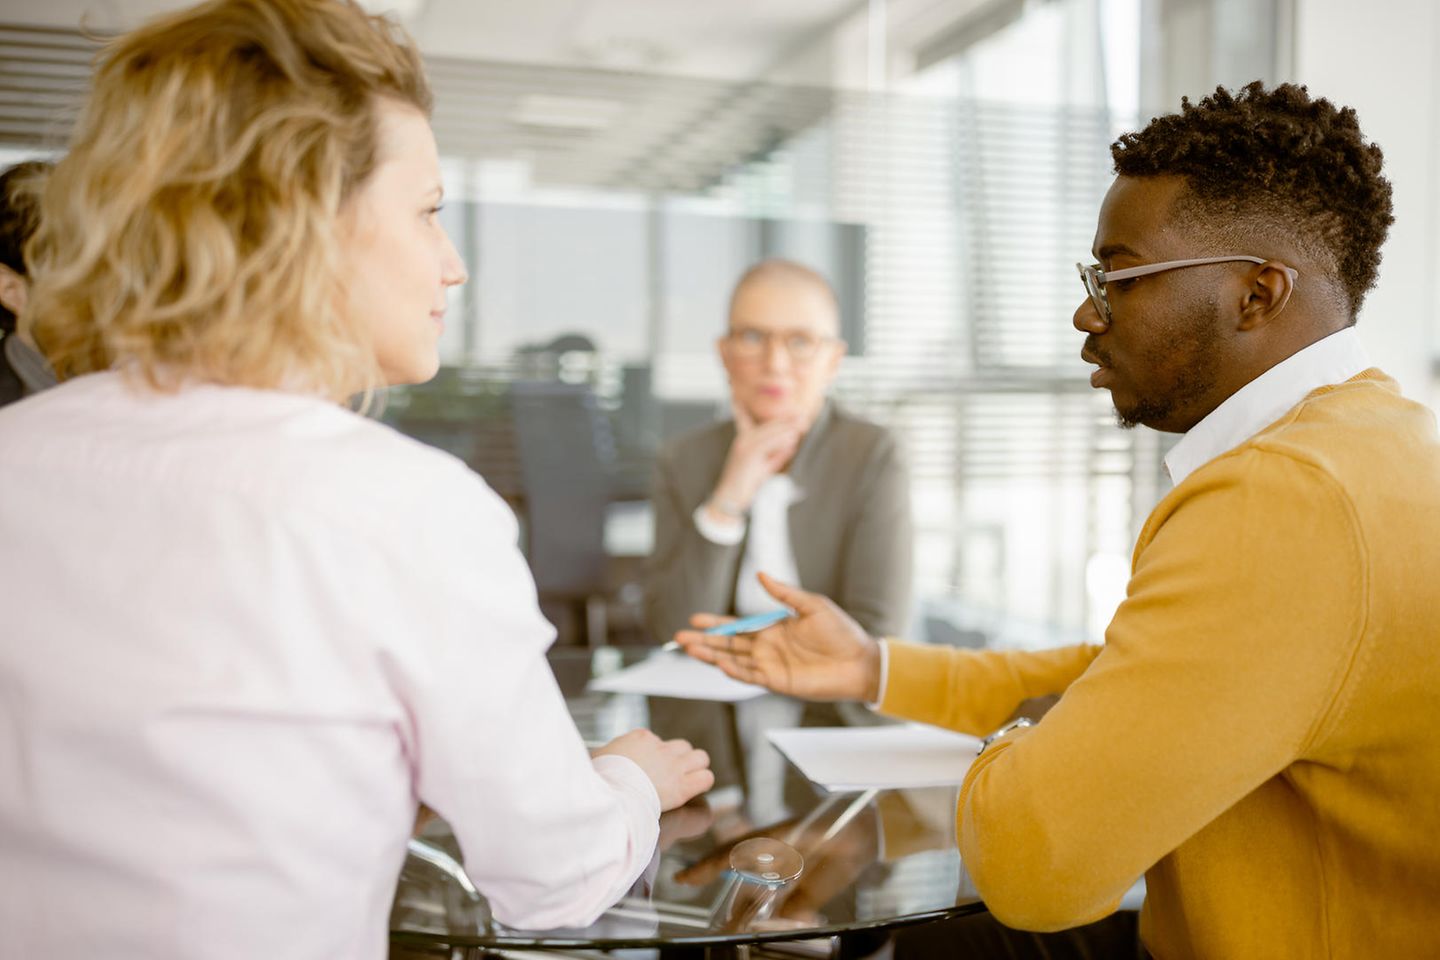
[377,462,660,930]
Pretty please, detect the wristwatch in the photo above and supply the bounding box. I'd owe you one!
[977,717,1034,755]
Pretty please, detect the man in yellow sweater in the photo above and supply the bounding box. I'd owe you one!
[676,82,1440,958]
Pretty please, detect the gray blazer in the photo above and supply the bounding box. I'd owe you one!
[644,401,914,643]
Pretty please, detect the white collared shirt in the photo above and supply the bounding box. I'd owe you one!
[692,474,802,614]
[0,372,659,960]
[1163,327,1373,487]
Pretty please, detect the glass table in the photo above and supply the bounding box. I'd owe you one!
[389,647,985,956]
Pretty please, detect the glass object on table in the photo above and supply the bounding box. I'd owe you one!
[730,837,804,885]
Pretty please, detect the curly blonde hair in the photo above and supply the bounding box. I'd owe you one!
[26,0,432,402]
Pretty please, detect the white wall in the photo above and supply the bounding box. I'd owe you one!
[1292,0,1440,403]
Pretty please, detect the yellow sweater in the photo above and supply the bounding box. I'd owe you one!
[878,371,1440,958]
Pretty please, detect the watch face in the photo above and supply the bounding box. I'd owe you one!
[979,718,1034,753]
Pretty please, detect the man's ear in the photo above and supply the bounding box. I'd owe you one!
[0,263,27,319]
[1236,261,1295,331]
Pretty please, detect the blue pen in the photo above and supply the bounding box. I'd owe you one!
[703,609,793,636]
[660,609,793,652]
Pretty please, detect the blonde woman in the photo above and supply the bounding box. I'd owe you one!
[0,1,711,956]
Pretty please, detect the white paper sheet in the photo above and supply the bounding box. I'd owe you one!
[766,724,983,791]
[587,652,770,702]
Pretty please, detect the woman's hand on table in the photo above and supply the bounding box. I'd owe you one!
[593,729,714,811]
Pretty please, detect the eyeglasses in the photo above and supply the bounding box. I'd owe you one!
[726,327,834,362]
[1076,255,1299,324]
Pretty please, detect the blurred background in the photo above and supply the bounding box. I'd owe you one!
[2,0,1436,649]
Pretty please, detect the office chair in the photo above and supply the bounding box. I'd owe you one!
[510,381,616,647]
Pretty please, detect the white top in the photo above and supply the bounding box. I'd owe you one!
[1163,327,1373,486]
[733,475,802,616]
[0,372,659,960]
[692,474,801,615]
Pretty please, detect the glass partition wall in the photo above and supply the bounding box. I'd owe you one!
[384,0,1163,648]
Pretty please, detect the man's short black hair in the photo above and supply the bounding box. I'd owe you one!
[1111,82,1393,318]
[0,160,50,335]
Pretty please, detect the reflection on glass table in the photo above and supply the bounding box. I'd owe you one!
[390,647,983,953]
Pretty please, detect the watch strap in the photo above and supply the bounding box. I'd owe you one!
[978,717,1034,755]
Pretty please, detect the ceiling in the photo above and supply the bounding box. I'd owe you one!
[0,0,867,81]
[0,0,1006,192]
[0,15,847,193]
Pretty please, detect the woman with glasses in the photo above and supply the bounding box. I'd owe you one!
[0,2,711,956]
[645,258,913,823]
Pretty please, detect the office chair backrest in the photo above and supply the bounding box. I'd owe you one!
[509,381,613,598]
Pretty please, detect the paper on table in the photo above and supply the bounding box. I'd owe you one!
[766,724,983,791]
[587,651,769,702]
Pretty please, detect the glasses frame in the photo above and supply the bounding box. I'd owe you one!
[1076,255,1299,324]
[724,326,836,363]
